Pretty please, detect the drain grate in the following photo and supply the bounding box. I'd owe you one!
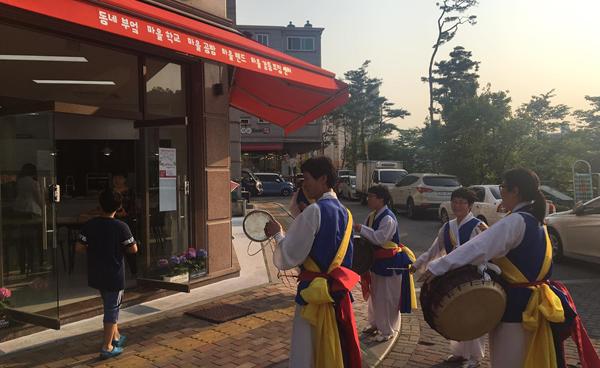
[185,303,254,324]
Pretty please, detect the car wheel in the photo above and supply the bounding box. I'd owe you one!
[548,229,564,262]
[440,209,449,224]
[281,188,291,196]
[477,216,489,225]
[406,198,417,219]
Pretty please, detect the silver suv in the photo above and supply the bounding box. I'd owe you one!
[391,173,461,219]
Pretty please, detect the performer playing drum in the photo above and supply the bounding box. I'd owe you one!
[264,157,361,368]
[412,187,488,368]
[354,185,416,342]
[422,168,600,368]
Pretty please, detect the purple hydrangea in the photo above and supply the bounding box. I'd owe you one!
[197,249,207,259]
[179,255,188,264]
[186,248,197,259]
[157,259,169,268]
[0,288,12,300]
[170,255,181,265]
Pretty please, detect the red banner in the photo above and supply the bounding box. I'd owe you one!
[0,0,338,89]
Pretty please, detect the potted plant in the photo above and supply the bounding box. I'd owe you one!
[186,248,207,279]
[0,287,12,329]
[156,256,189,283]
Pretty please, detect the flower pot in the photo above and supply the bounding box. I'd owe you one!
[162,272,189,283]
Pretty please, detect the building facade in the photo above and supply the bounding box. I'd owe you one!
[230,21,325,178]
[0,0,347,339]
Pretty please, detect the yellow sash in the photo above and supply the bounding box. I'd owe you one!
[367,211,418,309]
[299,208,353,368]
[492,225,564,368]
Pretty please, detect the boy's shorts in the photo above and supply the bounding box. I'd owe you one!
[100,290,123,323]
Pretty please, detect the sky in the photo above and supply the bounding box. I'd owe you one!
[236,0,600,129]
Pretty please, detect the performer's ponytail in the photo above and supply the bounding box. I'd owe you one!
[503,168,546,223]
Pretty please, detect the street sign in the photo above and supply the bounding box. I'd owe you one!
[573,160,594,203]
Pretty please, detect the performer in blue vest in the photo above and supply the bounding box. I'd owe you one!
[422,168,599,368]
[354,185,415,342]
[412,187,488,368]
[265,157,361,368]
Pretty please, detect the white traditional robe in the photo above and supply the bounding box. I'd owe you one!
[413,212,486,361]
[359,205,402,338]
[273,190,339,368]
[428,202,534,368]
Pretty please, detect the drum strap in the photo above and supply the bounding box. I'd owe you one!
[299,209,361,368]
[493,226,564,368]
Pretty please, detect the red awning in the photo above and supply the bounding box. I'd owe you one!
[0,0,348,133]
[241,143,284,152]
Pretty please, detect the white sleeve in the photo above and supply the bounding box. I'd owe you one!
[427,214,527,276]
[273,203,321,270]
[359,215,396,246]
[412,226,445,273]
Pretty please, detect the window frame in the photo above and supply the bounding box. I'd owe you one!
[254,33,269,46]
[286,36,316,51]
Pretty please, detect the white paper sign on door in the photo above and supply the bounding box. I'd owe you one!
[159,147,177,212]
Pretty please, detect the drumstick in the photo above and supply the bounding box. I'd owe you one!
[386,267,410,271]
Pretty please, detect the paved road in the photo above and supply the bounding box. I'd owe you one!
[253,195,600,285]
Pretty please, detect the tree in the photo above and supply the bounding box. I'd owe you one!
[327,61,409,169]
[421,46,480,171]
[516,90,570,138]
[432,46,480,120]
[424,0,478,126]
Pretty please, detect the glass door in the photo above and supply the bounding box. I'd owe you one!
[0,110,60,331]
[136,118,193,292]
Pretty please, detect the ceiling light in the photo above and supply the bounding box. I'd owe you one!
[0,55,88,62]
[33,80,115,85]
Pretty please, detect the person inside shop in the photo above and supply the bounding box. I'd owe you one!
[112,173,137,275]
[13,163,44,275]
[354,185,416,343]
[411,187,487,367]
[75,189,138,359]
[264,156,361,368]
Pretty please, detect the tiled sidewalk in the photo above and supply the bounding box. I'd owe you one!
[0,281,394,368]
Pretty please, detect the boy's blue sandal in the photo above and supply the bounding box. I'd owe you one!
[112,335,127,348]
[99,346,123,359]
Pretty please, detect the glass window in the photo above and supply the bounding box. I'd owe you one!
[145,58,186,118]
[488,185,501,199]
[287,37,315,51]
[379,170,407,184]
[255,34,269,46]
[583,198,600,214]
[470,187,486,202]
[0,22,139,114]
[423,176,460,187]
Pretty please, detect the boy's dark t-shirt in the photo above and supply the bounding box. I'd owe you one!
[78,217,135,291]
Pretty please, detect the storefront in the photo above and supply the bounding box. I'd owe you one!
[0,0,347,337]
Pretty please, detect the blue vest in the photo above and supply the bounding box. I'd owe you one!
[501,208,553,322]
[369,208,411,276]
[295,198,353,305]
[442,217,482,254]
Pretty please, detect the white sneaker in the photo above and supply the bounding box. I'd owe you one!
[374,334,393,342]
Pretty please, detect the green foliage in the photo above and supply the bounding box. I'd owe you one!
[325,61,409,169]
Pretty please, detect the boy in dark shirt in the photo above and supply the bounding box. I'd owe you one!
[76,189,138,359]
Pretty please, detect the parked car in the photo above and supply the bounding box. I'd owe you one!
[254,172,294,196]
[337,175,358,200]
[338,169,355,178]
[391,173,461,219]
[540,185,574,212]
[545,196,600,263]
[356,161,407,203]
[241,169,263,196]
[438,185,505,225]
